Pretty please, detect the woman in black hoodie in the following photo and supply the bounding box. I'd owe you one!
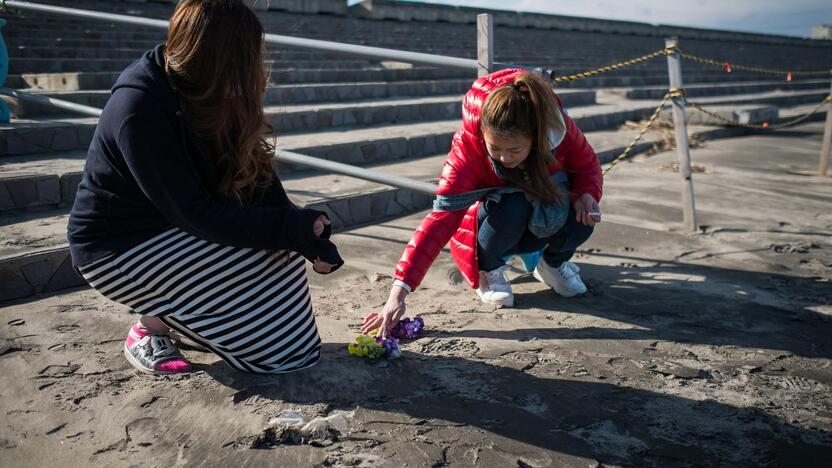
[67,0,342,374]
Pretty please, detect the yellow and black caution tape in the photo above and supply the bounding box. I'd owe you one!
[552,47,675,83]
[686,95,831,130]
[602,89,680,176]
[677,50,830,79]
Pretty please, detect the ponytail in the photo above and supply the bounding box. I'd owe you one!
[480,72,567,205]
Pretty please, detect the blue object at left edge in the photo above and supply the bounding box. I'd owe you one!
[0,17,10,123]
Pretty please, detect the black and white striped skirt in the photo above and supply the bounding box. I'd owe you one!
[77,226,321,373]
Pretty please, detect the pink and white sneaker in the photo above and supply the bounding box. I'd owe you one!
[124,322,192,375]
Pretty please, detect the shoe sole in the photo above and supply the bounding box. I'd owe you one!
[476,289,514,307]
[123,341,181,376]
[532,270,585,298]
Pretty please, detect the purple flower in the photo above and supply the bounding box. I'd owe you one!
[392,316,425,339]
[382,337,401,360]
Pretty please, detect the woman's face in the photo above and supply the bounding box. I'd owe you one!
[483,129,532,169]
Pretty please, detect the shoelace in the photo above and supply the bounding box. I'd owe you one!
[558,263,576,279]
[485,267,510,288]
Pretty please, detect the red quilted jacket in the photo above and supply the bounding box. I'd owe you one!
[394,68,603,290]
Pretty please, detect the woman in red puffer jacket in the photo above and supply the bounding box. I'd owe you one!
[362,68,603,335]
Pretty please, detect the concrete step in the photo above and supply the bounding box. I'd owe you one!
[270,89,596,132]
[6,66,474,92]
[6,45,375,61]
[7,86,595,129]
[0,115,783,302]
[626,79,832,99]
[691,89,830,108]
[1,86,823,159]
[4,30,168,42]
[0,118,98,158]
[673,105,779,126]
[0,93,754,216]
[8,67,807,93]
[9,57,378,74]
[263,78,474,105]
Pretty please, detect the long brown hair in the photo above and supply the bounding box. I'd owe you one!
[164,0,274,204]
[480,72,567,205]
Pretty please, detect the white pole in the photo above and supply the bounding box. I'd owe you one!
[477,14,493,78]
[818,70,832,176]
[665,37,698,232]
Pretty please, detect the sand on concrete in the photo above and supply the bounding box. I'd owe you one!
[1,122,831,467]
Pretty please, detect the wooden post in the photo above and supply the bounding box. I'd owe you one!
[818,70,832,176]
[477,14,493,78]
[665,37,697,232]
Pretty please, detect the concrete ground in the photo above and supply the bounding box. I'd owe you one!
[1,122,831,467]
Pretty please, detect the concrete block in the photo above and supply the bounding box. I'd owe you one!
[1,175,60,210]
[43,254,86,293]
[0,262,37,302]
[327,198,354,228]
[51,128,81,152]
[369,190,395,218]
[0,183,15,211]
[60,172,84,207]
[348,193,373,225]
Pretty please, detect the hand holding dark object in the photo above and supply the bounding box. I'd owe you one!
[313,214,331,238]
[574,193,601,226]
[313,257,335,274]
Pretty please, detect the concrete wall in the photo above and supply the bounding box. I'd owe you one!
[144,0,346,15]
[351,0,832,49]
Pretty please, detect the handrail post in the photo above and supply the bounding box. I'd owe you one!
[0,18,10,123]
[665,37,698,233]
[477,13,493,78]
[818,70,832,176]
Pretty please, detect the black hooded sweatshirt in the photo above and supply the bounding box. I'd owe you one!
[67,45,342,271]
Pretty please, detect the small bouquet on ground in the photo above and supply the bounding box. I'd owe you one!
[347,315,425,361]
[390,316,425,340]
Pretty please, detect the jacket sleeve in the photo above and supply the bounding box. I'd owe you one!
[394,128,487,290]
[117,109,323,251]
[559,114,603,203]
[257,175,294,208]
[257,176,344,272]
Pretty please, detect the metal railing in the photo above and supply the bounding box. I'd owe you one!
[3,1,480,71]
[1,0,478,195]
[0,87,102,117]
[0,87,438,195]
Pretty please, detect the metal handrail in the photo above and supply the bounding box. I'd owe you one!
[279,151,436,195]
[0,87,102,117]
[4,1,480,70]
[0,88,438,195]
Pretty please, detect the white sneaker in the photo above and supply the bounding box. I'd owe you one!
[533,260,587,297]
[476,267,514,307]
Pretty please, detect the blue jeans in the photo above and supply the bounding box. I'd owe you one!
[477,192,594,272]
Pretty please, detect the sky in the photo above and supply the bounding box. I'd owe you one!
[378,0,832,38]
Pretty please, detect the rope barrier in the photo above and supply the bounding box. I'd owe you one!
[546,46,829,86]
[677,50,830,79]
[603,91,831,176]
[552,47,675,83]
[685,95,832,130]
[602,90,677,176]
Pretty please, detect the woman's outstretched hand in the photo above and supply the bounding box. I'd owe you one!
[361,285,409,337]
[574,193,601,226]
